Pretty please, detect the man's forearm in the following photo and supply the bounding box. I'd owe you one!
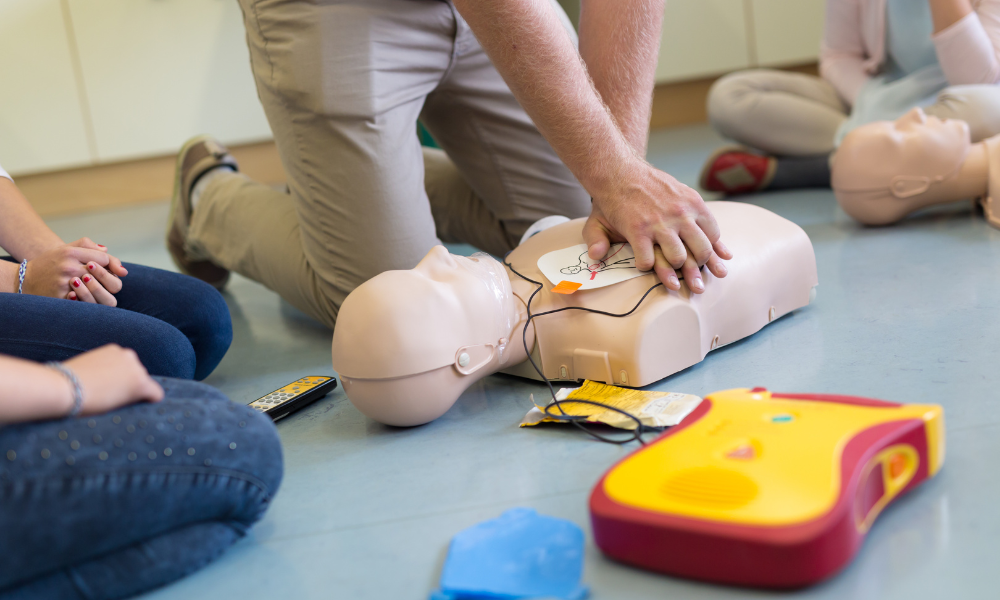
[452,0,640,196]
[0,178,63,261]
[579,0,664,154]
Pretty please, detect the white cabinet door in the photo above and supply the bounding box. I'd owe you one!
[750,0,825,67]
[0,0,93,175]
[656,0,751,84]
[66,0,271,163]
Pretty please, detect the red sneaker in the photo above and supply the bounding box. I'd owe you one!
[699,146,777,195]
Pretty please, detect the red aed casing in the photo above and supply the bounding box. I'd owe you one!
[589,388,945,588]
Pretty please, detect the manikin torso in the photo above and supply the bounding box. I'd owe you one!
[501,202,817,387]
[331,201,818,426]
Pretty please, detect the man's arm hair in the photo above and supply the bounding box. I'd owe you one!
[451,0,639,199]
[579,0,664,154]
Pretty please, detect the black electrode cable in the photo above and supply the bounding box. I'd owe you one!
[502,252,667,445]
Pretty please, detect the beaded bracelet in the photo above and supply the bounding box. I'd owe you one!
[17,259,27,294]
[46,361,84,417]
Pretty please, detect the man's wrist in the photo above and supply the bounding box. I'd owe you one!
[576,147,645,202]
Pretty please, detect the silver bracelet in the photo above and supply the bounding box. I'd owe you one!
[17,259,27,294]
[46,361,84,417]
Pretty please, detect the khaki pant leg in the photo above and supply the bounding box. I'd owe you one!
[925,85,1000,143]
[187,173,339,328]
[235,0,458,325]
[707,69,849,156]
[419,3,591,257]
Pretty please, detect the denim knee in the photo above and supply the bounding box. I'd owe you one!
[133,327,197,380]
[154,378,283,502]
[173,279,233,381]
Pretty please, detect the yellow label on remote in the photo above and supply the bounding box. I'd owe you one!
[249,376,332,412]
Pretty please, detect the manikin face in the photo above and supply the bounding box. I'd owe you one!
[330,246,515,380]
[833,108,971,195]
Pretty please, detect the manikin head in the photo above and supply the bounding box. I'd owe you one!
[331,247,520,426]
[832,108,971,224]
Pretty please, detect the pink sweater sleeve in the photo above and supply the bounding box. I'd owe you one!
[933,1,1000,85]
[820,0,871,106]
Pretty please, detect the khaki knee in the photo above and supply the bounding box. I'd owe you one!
[706,70,767,141]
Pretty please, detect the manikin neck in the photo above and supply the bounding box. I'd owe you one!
[496,272,537,368]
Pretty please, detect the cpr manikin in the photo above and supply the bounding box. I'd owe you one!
[832,108,1000,228]
[331,202,818,426]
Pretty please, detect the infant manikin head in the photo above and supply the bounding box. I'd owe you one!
[832,108,971,225]
[331,247,519,426]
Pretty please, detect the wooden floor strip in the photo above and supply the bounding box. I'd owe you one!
[19,141,286,217]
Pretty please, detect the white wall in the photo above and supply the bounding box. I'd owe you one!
[67,0,271,164]
[750,0,827,68]
[656,0,825,83]
[0,0,93,174]
[657,0,752,83]
[0,0,825,176]
[0,0,268,176]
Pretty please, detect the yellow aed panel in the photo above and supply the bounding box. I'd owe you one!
[603,388,944,527]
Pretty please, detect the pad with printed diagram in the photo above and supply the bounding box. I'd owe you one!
[537,242,649,291]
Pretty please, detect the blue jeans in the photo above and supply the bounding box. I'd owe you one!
[0,262,232,380]
[0,378,283,600]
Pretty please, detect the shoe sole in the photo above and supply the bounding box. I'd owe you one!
[698,145,754,193]
[167,134,231,290]
[167,134,217,250]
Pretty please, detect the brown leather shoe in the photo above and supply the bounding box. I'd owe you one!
[167,135,239,290]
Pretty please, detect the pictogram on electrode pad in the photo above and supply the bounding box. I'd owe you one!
[537,243,650,291]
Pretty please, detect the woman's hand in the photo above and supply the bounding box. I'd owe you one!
[0,345,163,423]
[21,238,127,306]
[62,345,164,415]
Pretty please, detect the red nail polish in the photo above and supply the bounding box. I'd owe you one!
[83,275,91,283]
[72,280,80,288]
[88,263,94,270]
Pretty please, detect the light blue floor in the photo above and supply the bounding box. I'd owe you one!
[45,124,1000,599]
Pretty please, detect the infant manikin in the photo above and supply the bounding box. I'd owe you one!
[832,108,999,227]
[331,202,818,426]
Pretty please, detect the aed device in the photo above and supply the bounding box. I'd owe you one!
[589,388,945,589]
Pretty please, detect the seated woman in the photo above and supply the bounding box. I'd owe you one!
[699,0,1000,195]
[0,345,282,599]
[0,163,231,380]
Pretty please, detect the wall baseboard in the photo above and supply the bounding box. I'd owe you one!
[22,63,817,218]
[19,141,286,218]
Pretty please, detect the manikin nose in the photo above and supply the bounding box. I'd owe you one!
[415,245,457,272]
[901,107,928,126]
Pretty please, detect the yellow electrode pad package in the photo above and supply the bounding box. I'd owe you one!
[520,380,702,430]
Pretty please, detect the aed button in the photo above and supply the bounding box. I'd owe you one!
[722,439,761,461]
[770,414,794,423]
[726,444,757,460]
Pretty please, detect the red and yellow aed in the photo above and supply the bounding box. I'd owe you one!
[589,388,945,588]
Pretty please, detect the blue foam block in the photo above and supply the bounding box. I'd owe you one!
[430,507,589,600]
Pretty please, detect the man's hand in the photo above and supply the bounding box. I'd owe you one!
[583,158,732,293]
[22,238,127,306]
[451,0,731,294]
